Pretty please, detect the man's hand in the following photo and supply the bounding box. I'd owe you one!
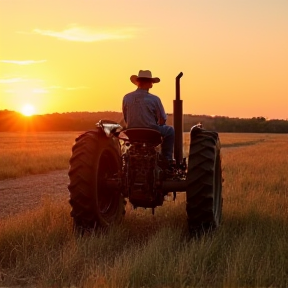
[158,118,166,126]
[119,118,127,129]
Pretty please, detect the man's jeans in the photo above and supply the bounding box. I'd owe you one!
[157,125,175,160]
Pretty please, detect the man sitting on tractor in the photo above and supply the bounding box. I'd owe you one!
[122,70,175,162]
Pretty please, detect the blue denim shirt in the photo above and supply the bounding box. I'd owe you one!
[122,88,167,129]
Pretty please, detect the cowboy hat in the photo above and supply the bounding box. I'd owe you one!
[130,70,160,85]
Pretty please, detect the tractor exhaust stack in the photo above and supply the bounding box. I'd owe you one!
[173,72,183,168]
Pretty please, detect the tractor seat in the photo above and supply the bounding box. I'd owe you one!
[122,128,162,146]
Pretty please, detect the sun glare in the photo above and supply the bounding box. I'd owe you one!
[21,104,35,116]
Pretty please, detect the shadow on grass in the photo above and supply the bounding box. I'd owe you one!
[76,199,192,243]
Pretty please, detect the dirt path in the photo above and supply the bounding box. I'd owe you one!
[0,148,235,221]
[0,170,69,220]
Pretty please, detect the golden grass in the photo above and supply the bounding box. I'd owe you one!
[0,132,288,287]
[0,131,82,180]
[0,131,277,180]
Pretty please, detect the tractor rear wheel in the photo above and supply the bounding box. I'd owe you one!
[68,129,125,234]
[186,127,222,233]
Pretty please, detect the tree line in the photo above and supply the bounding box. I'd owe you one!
[0,110,287,133]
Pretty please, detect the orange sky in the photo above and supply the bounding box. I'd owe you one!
[0,0,287,119]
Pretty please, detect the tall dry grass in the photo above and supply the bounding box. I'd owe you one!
[0,133,288,287]
[0,131,274,179]
[0,131,81,180]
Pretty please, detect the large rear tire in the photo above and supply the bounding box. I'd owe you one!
[68,129,125,233]
[186,127,222,233]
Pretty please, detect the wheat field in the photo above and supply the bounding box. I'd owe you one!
[0,131,81,180]
[0,132,288,287]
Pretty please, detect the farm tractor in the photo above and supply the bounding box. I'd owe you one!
[68,72,222,234]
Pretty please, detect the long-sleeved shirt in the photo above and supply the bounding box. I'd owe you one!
[122,88,167,130]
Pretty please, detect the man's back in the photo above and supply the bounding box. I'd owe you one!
[123,88,166,129]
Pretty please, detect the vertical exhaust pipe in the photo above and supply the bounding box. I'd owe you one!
[173,72,183,168]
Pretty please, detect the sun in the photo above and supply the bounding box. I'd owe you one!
[21,104,35,117]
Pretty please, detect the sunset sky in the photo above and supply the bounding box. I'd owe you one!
[0,0,287,119]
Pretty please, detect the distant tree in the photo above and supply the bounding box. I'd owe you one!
[0,110,287,133]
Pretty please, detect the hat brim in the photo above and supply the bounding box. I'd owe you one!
[130,75,160,85]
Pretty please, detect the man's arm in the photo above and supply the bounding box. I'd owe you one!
[158,117,166,126]
[156,98,167,126]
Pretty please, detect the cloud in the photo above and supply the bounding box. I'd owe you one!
[0,78,25,84]
[1,60,47,65]
[48,85,62,89]
[0,77,44,84]
[65,86,88,90]
[43,85,88,91]
[33,26,137,42]
[4,88,47,94]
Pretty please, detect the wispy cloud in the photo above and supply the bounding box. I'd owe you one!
[1,60,47,65]
[2,83,89,94]
[48,85,62,89]
[65,86,88,90]
[42,85,88,91]
[4,88,48,94]
[0,77,44,84]
[0,78,25,84]
[32,25,137,42]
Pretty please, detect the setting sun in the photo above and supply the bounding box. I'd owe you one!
[0,0,287,119]
[21,104,35,116]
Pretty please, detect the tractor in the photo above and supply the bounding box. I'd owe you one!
[68,72,222,234]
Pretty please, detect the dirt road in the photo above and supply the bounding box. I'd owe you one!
[0,148,234,221]
[0,170,69,220]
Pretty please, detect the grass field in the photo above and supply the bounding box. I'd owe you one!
[0,131,82,180]
[0,131,274,180]
[0,132,288,287]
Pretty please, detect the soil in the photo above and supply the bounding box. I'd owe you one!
[0,148,233,221]
[0,170,69,220]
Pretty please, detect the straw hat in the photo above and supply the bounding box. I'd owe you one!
[130,70,160,85]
